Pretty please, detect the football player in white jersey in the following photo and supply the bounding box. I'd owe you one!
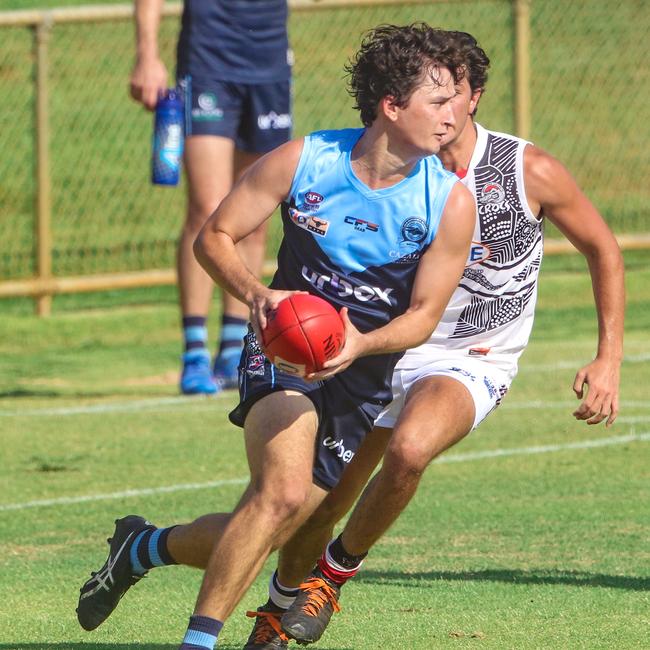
[258,30,624,648]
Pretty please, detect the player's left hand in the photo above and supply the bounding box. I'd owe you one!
[572,356,621,426]
[306,308,365,381]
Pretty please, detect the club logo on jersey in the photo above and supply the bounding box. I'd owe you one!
[301,266,394,306]
[305,191,324,205]
[193,93,224,121]
[246,353,266,377]
[467,241,492,267]
[322,436,355,463]
[478,182,506,205]
[344,216,379,233]
[289,208,330,237]
[401,217,428,243]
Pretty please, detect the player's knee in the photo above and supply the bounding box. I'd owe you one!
[385,433,436,477]
[255,482,312,525]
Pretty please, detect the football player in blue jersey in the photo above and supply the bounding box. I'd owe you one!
[129,0,293,394]
[77,24,476,649]
[260,30,624,647]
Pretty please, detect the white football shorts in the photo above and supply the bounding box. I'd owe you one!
[375,355,516,431]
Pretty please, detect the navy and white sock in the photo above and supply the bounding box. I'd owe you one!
[268,570,299,610]
[183,316,208,354]
[179,615,223,650]
[214,315,247,367]
[129,526,178,576]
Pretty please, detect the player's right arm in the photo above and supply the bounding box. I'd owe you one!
[311,182,475,380]
[129,0,168,110]
[194,139,307,332]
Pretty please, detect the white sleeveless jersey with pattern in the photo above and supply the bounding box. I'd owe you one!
[405,123,543,378]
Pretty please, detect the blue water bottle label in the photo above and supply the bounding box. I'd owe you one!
[152,89,184,186]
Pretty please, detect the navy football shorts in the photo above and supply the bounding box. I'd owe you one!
[178,75,292,153]
[229,330,383,491]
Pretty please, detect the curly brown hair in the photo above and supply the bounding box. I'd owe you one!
[447,30,490,115]
[346,23,468,127]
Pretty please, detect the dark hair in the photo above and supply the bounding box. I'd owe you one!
[447,30,490,99]
[346,23,468,127]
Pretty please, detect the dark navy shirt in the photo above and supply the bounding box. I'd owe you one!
[271,128,458,408]
[176,0,291,83]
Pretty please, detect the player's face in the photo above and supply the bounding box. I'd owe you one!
[390,66,457,156]
[439,76,481,148]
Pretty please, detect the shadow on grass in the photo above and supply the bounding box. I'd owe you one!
[358,568,650,591]
[0,646,175,650]
[0,646,351,650]
[0,388,113,399]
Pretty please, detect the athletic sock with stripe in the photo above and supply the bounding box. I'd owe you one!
[129,526,178,576]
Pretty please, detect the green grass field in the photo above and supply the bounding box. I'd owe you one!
[0,252,648,649]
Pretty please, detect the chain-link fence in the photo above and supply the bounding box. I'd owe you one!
[1,0,648,311]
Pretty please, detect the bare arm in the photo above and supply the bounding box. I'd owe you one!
[312,182,475,379]
[130,0,167,110]
[525,145,624,426]
[194,139,307,332]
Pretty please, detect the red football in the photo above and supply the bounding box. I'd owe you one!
[262,294,345,376]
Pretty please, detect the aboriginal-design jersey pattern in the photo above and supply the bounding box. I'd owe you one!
[423,123,544,369]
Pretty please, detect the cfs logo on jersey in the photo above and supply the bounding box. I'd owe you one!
[344,216,379,233]
[289,208,330,237]
[301,266,394,306]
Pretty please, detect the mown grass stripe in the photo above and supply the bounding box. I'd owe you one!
[1,397,648,418]
[2,432,647,513]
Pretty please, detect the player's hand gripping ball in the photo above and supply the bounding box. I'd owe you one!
[262,294,345,376]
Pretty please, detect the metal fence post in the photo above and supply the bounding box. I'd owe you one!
[34,15,53,316]
[513,0,531,140]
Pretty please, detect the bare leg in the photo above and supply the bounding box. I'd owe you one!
[276,426,392,587]
[191,391,330,622]
[221,149,269,320]
[179,136,235,317]
[341,376,475,555]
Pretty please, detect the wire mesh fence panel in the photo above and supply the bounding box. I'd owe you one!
[0,25,35,280]
[291,1,514,134]
[0,0,648,289]
[530,0,649,234]
[279,0,515,254]
[48,16,183,277]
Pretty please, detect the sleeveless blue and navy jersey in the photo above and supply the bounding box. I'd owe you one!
[270,128,458,407]
[177,0,291,83]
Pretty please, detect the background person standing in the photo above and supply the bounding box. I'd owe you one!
[129,0,293,394]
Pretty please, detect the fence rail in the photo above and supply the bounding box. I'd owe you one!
[1,0,647,314]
